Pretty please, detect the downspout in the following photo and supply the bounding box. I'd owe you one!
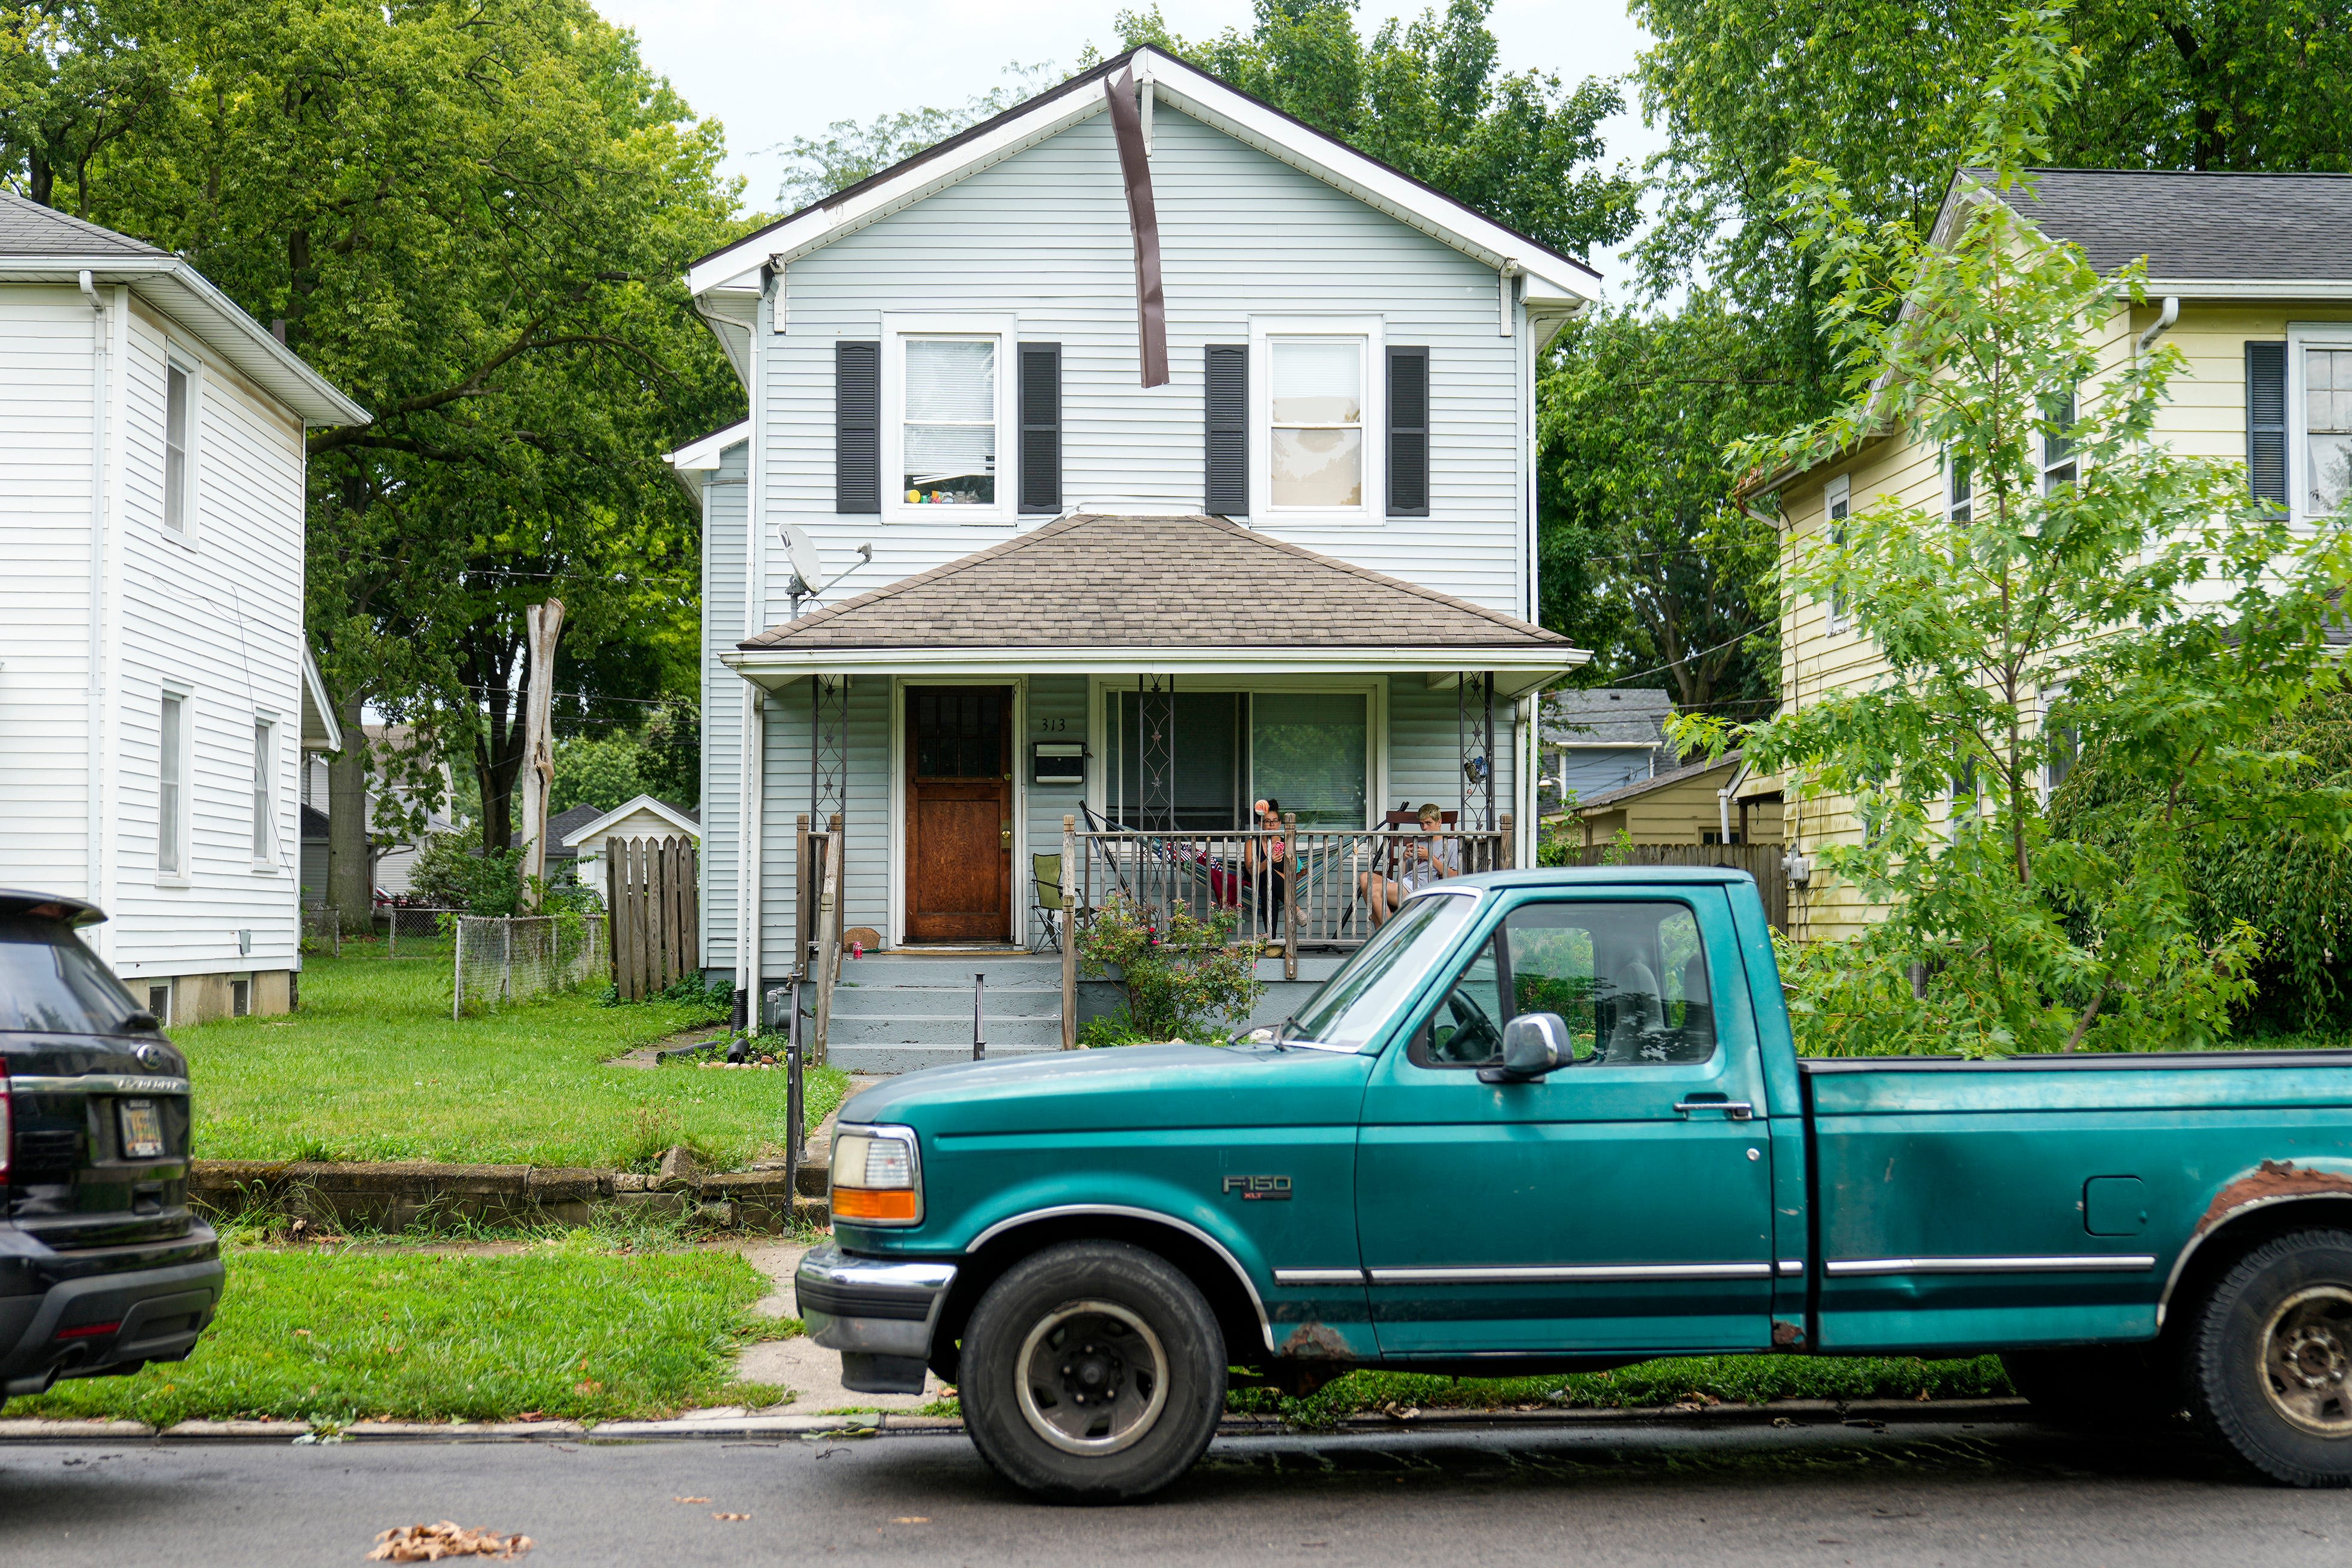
[80,271,107,922]
[2134,296,2180,356]
[1717,756,1752,846]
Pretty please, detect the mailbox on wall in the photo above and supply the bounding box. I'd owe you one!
[1032,742,1086,786]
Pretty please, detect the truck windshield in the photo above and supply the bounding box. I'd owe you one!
[1285,891,1479,1051]
[0,916,144,1035]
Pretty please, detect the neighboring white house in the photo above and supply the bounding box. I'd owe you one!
[673,46,1592,1001]
[561,795,701,890]
[0,193,368,1023]
[296,726,464,903]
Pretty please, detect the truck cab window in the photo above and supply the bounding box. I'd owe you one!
[1411,900,1715,1068]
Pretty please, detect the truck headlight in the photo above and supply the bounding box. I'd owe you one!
[830,1124,923,1225]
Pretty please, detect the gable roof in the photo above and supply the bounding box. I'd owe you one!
[1939,168,2352,289]
[560,794,702,849]
[688,46,1598,308]
[0,193,368,426]
[1542,688,1674,749]
[1572,749,1743,815]
[742,512,1569,652]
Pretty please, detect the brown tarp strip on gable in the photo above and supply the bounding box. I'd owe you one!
[1106,67,1169,389]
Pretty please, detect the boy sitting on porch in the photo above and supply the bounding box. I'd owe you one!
[1358,803,1459,928]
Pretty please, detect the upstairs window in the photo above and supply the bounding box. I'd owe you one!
[1947,452,1973,522]
[163,360,194,534]
[882,315,1016,522]
[2041,387,2078,493]
[1252,320,1383,520]
[1824,473,1851,634]
[2306,344,2352,516]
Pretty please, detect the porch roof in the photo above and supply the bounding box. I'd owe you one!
[726,513,1585,695]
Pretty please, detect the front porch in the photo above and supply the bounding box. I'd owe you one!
[707,513,1584,1061]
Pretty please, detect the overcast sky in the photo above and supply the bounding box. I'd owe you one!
[594,0,1665,293]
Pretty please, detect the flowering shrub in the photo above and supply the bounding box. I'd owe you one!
[1076,896,1264,1043]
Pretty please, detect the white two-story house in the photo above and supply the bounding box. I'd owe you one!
[0,194,367,1022]
[675,48,1593,1032]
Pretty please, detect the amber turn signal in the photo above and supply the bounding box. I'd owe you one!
[832,1186,920,1223]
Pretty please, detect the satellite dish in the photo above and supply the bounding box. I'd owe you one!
[779,520,823,595]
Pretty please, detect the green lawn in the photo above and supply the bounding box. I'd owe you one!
[182,953,850,1171]
[6,1237,778,1426]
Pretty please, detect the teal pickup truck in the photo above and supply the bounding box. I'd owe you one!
[797,868,2352,1500]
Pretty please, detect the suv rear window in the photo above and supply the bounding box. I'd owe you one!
[0,916,144,1034]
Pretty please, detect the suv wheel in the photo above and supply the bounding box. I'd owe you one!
[960,1241,1225,1502]
[2187,1228,2352,1486]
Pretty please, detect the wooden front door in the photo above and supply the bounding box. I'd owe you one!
[906,686,1014,943]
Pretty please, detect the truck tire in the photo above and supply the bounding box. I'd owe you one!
[2000,1344,2182,1430]
[2186,1228,2352,1487]
[959,1240,1226,1503]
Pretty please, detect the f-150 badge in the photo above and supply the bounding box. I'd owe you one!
[1222,1175,1292,1201]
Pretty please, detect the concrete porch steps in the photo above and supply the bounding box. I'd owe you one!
[822,953,1066,1074]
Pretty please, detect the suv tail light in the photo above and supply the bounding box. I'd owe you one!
[1,1058,11,1181]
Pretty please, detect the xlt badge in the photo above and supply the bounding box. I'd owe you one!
[1222,1175,1292,1201]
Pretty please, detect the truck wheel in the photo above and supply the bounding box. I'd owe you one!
[2000,1344,2182,1430]
[2187,1228,2352,1487]
[960,1241,1226,1502]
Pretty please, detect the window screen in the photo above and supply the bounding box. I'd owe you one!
[902,338,996,506]
[1250,692,1367,830]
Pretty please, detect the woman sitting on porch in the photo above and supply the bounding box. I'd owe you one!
[1244,798,1289,933]
[1359,803,1459,928]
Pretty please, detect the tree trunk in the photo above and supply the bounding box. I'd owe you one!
[326,693,373,935]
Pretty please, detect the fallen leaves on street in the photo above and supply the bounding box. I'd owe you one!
[671,1496,710,1503]
[713,1513,751,1522]
[367,1521,534,1560]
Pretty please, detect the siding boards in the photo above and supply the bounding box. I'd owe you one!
[698,447,749,971]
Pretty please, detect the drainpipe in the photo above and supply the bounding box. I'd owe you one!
[2134,296,2180,356]
[80,270,107,922]
[1717,756,1752,846]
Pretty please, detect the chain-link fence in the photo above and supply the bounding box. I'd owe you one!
[300,906,342,957]
[452,915,607,1018]
[382,905,459,958]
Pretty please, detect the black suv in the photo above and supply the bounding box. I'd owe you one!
[0,890,223,1400]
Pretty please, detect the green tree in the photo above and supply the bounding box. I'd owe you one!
[1100,0,1638,259]
[1682,14,2352,1054]
[1633,0,2352,405]
[548,732,646,818]
[0,0,748,920]
[1537,301,1795,713]
[776,62,1057,207]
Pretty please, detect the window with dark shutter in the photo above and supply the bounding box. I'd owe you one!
[1019,343,1061,514]
[835,340,880,514]
[1387,346,1429,516]
[1204,343,1248,516]
[2246,341,2288,510]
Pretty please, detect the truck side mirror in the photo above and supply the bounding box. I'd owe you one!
[1479,1013,1566,1084]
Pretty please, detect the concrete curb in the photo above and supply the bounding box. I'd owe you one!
[0,1399,2034,1445]
[189,1160,828,1233]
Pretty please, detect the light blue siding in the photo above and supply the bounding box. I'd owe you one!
[698,447,748,971]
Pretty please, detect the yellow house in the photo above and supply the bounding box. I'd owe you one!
[1738,167,2352,942]
[1572,750,1784,848]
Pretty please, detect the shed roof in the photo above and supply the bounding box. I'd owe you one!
[739,513,1573,656]
[1541,687,1674,749]
[1572,750,1742,814]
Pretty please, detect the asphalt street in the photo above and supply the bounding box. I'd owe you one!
[2,1413,2347,1567]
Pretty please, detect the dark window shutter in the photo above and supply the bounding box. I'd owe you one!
[1204,343,1248,516]
[835,340,880,514]
[1387,346,1430,516]
[2247,340,2288,510]
[1019,342,1061,514]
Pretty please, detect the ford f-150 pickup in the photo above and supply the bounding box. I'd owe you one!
[795,868,2352,1500]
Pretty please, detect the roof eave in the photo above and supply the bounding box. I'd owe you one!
[722,642,1585,700]
[0,256,369,426]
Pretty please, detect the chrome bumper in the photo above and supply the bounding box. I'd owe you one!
[794,1241,956,1362]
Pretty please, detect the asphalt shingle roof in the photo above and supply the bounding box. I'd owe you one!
[1966,168,2352,282]
[0,191,163,258]
[1542,687,1674,748]
[1573,749,1743,814]
[741,513,1572,651]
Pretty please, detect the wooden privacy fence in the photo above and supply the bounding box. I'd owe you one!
[1562,842,1789,931]
[607,836,700,1000]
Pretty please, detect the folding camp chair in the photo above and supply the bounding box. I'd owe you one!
[1029,852,1093,953]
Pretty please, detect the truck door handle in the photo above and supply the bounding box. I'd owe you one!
[1675,1098,1754,1121]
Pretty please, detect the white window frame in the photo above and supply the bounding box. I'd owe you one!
[2288,322,2352,522]
[1089,675,1387,834]
[251,712,280,871]
[1945,446,1973,523]
[1822,473,1851,635]
[157,685,192,885]
[162,352,200,543]
[1250,317,1386,525]
[880,313,1019,525]
[2041,384,2079,494]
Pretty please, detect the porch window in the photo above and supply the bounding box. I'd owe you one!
[1106,689,1369,832]
[901,337,997,507]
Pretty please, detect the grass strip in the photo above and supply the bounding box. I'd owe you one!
[183,953,849,1170]
[6,1239,774,1427]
